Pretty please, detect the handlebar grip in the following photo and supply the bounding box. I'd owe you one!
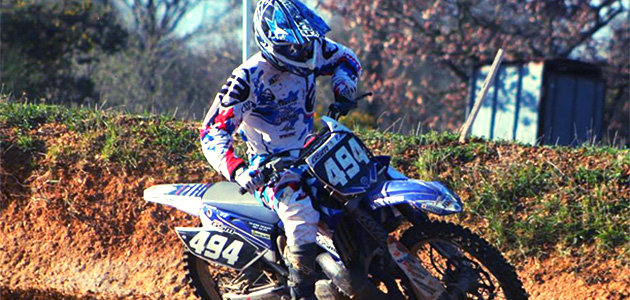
[239,187,248,195]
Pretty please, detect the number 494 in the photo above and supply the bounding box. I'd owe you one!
[189,231,244,265]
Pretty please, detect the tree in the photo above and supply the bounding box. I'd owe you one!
[318,0,628,136]
[95,0,243,118]
[601,17,629,144]
[0,0,127,104]
[111,0,211,50]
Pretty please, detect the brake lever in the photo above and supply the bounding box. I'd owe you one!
[327,92,373,120]
[355,92,373,102]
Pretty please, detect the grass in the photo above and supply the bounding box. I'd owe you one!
[359,127,629,262]
[0,100,205,172]
[2,99,629,264]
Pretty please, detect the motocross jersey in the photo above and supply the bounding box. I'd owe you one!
[200,38,362,181]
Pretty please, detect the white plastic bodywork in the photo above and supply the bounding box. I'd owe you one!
[143,183,210,217]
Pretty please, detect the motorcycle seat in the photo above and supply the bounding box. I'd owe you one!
[202,181,279,224]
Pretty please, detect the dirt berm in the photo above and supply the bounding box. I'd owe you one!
[1,103,629,299]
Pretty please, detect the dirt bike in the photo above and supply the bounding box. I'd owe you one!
[143,96,528,300]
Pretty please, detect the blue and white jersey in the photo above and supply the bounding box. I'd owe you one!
[200,38,362,180]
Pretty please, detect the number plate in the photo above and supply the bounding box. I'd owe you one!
[306,132,376,195]
[176,227,260,270]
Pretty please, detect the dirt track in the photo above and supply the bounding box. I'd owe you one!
[1,122,629,300]
[2,173,629,300]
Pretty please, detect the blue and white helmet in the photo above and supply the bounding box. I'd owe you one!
[254,0,331,75]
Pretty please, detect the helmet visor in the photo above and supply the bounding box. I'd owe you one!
[273,41,314,63]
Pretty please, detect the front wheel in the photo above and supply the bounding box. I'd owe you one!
[400,221,528,300]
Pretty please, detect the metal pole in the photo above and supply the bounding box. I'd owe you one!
[459,49,504,143]
[243,0,252,64]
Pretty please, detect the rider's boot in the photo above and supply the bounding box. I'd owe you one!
[286,243,318,300]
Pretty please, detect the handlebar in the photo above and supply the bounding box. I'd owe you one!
[240,92,373,194]
[327,92,373,120]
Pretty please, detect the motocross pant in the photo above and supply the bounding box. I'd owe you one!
[255,166,320,248]
[256,166,319,299]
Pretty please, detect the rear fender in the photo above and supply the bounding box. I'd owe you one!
[367,180,463,216]
[143,183,211,216]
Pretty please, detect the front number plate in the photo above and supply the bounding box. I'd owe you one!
[306,133,375,195]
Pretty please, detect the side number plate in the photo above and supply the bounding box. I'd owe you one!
[176,227,260,270]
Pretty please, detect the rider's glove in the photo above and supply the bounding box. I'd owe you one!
[234,166,265,192]
[329,94,357,117]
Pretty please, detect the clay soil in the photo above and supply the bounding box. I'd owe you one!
[1,123,629,300]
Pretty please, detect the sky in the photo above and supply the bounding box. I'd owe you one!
[177,0,629,61]
[176,0,327,37]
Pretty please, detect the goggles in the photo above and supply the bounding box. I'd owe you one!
[273,41,314,63]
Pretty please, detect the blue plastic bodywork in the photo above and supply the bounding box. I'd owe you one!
[200,205,276,249]
[367,180,463,216]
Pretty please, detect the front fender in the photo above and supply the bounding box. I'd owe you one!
[367,180,463,216]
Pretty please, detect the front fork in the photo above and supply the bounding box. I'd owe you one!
[395,203,481,300]
[346,202,447,299]
[387,237,447,299]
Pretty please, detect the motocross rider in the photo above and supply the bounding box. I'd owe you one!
[199,0,361,299]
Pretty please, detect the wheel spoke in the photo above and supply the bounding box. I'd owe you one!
[399,221,528,300]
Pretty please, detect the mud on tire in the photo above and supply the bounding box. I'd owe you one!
[183,249,286,300]
[183,250,222,300]
[400,221,529,300]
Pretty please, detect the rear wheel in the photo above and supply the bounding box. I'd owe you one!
[183,250,287,300]
[400,221,528,300]
[183,250,222,300]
